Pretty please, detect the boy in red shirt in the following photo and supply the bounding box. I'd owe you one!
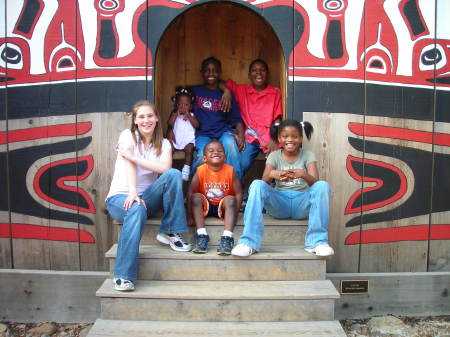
[188,141,242,255]
[224,59,282,177]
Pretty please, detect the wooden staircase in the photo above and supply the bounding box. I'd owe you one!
[87,216,347,337]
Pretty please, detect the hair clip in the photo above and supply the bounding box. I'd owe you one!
[273,122,280,126]
[300,121,305,128]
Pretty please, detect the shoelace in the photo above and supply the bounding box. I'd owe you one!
[173,234,188,245]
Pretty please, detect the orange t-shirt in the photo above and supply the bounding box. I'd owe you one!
[197,163,235,205]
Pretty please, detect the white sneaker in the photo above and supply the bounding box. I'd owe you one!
[157,233,192,252]
[304,244,334,257]
[231,243,256,257]
[114,278,135,291]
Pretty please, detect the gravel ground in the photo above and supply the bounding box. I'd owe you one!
[1,315,449,337]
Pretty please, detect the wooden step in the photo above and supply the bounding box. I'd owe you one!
[114,215,308,245]
[88,319,347,337]
[97,279,339,321]
[106,244,326,281]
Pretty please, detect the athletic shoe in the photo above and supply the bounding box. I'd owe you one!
[192,234,209,253]
[156,233,192,252]
[231,243,255,257]
[304,244,334,257]
[114,278,135,291]
[217,236,234,255]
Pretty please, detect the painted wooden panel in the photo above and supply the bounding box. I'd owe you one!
[0,0,449,273]
[357,0,435,272]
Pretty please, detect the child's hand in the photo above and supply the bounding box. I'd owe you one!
[188,216,195,227]
[263,140,279,153]
[230,133,245,150]
[167,128,176,145]
[288,169,305,180]
[117,145,134,162]
[220,90,232,112]
[275,170,290,182]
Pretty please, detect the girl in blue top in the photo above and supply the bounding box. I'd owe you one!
[232,119,334,257]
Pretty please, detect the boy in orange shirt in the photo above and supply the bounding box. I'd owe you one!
[188,141,242,255]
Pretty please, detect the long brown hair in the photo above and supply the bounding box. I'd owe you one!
[128,100,164,156]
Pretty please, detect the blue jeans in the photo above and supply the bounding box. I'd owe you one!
[238,179,330,251]
[240,140,261,179]
[192,132,242,180]
[106,169,188,281]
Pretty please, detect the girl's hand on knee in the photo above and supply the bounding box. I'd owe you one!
[123,194,146,210]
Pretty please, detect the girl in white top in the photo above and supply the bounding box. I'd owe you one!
[106,101,191,291]
[166,86,199,181]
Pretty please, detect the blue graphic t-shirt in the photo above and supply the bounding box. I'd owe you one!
[192,85,242,138]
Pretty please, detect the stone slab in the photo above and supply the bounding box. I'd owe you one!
[115,215,308,245]
[106,244,327,281]
[96,279,340,300]
[88,319,347,337]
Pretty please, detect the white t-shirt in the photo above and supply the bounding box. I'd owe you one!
[106,129,171,199]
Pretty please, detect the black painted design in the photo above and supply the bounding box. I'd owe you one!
[327,20,343,59]
[16,0,41,35]
[1,47,22,65]
[347,155,402,211]
[140,6,181,58]
[345,137,450,227]
[403,0,426,36]
[0,137,93,226]
[369,60,383,68]
[98,20,116,59]
[38,159,91,211]
[263,5,304,61]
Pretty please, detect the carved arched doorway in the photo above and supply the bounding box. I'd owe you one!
[155,2,286,128]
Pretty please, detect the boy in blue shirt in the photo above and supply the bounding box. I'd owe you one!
[191,57,245,181]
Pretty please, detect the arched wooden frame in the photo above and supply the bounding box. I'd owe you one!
[154,2,286,131]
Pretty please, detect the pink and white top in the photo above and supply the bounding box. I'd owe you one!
[106,129,171,199]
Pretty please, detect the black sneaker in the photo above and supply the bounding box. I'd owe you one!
[192,234,209,253]
[217,236,234,255]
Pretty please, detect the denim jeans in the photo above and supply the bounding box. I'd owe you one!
[106,169,188,281]
[240,140,261,180]
[238,179,330,251]
[192,132,242,181]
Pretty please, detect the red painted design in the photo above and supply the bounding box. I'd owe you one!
[348,122,450,147]
[33,155,96,213]
[345,224,450,244]
[345,155,408,214]
[0,223,95,243]
[0,122,92,145]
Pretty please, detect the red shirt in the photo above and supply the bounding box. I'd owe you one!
[227,79,282,151]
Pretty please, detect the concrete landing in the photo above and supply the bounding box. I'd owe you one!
[88,319,348,337]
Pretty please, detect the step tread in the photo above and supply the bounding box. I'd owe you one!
[88,319,347,337]
[106,244,324,260]
[114,214,308,226]
[97,279,340,300]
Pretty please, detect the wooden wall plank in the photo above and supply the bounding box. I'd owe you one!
[77,3,148,271]
[77,112,129,271]
[0,0,10,265]
[305,112,363,273]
